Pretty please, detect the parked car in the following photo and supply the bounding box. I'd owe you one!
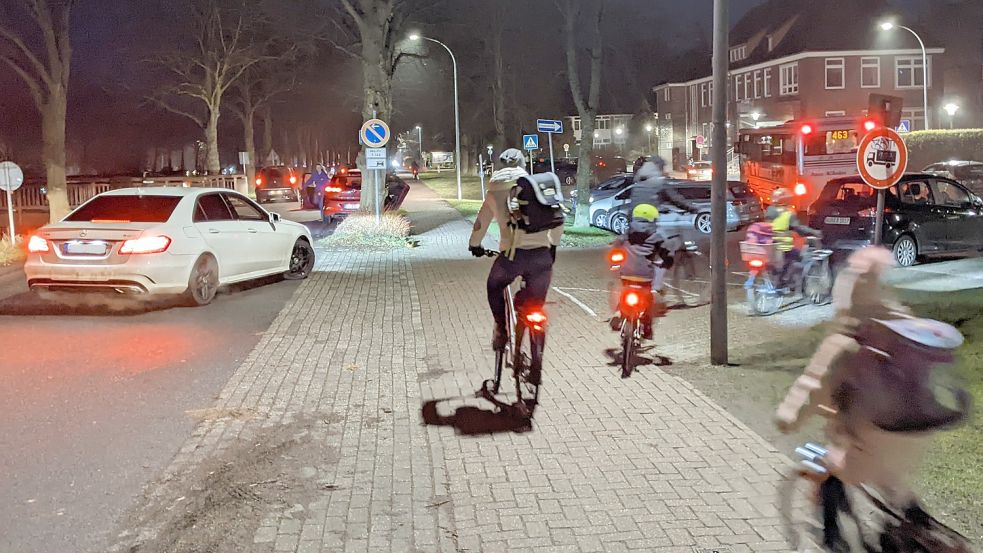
[808,174,983,267]
[923,160,983,194]
[25,188,315,305]
[255,166,301,203]
[538,157,627,187]
[321,170,410,223]
[685,161,713,181]
[589,179,740,235]
[728,181,765,227]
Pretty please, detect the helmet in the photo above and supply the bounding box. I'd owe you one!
[632,203,660,222]
[873,318,964,350]
[771,188,793,206]
[499,148,525,167]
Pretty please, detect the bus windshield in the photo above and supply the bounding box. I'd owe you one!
[804,129,860,156]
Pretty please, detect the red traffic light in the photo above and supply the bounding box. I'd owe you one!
[800,124,813,135]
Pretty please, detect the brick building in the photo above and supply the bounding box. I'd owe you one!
[651,0,978,166]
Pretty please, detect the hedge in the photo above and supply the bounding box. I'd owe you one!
[903,129,983,170]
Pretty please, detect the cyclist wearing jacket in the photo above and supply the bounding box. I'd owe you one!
[469,148,563,352]
[767,188,822,289]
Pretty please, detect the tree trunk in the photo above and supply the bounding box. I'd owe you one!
[574,114,596,227]
[205,107,221,175]
[261,107,273,165]
[243,111,257,194]
[356,25,393,214]
[491,10,507,151]
[43,89,69,222]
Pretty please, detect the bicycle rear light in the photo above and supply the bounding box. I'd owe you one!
[608,249,626,265]
[526,311,547,331]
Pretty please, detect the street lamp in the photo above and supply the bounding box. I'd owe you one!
[880,21,930,130]
[750,111,761,129]
[415,125,423,161]
[645,124,653,151]
[943,103,959,129]
[410,33,462,199]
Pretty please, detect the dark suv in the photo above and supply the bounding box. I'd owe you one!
[809,174,983,266]
[255,166,300,203]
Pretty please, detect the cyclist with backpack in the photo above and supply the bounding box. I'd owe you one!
[469,148,565,352]
[775,246,971,550]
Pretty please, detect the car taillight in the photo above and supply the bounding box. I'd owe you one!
[526,311,547,331]
[255,177,262,186]
[857,207,876,218]
[28,235,49,253]
[325,186,343,193]
[289,176,297,184]
[120,235,171,254]
[749,259,765,268]
[794,183,807,196]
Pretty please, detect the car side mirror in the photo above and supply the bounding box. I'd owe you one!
[270,212,281,223]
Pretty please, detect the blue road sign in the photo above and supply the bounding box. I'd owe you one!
[523,134,539,150]
[536,119,563,133]
[360,119,391,147]
[897,119,911,133]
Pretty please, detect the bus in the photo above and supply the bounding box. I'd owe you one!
[734,116,879,212]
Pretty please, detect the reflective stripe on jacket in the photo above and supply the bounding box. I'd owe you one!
[771,209,795,252]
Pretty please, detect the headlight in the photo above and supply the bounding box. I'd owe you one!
[588,195,595,203]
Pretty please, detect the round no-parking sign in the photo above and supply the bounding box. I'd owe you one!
[856,127,907,190]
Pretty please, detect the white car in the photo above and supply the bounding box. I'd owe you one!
[25,187,315,306]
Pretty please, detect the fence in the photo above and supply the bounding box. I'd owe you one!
[0,175,245,211]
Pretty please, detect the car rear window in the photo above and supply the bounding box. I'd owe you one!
[729,183,751,196]
[678,187,711,201]
[955,165,983,180]
[65,195,182,223]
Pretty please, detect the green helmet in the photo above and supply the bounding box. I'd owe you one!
[632,203,660,222]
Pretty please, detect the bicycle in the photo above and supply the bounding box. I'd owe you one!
[663,234,708,307]
[780,440,972,553]
[741,236,833,316]
[607,248,667,378]
[476,251,546,419]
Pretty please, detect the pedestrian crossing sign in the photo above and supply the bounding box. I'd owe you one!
[523,134,539,150]
[897,119,911,133]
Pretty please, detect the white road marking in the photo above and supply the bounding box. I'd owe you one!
[551,287,598,318]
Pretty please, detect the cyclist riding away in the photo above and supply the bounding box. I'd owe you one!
[775,246,971,551]
[469,147,565,355]
[767,187,822,290]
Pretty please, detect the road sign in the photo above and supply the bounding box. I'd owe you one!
[523,134,539,150]
[563,143,570,153]
[366,147,386,159]
[695,135,706,148]
[0,161,24,192]
[359,119,390,148]
[238,151,250,166]
[857,127,908,190]
[536,119,563,133]
[897,119,911,133]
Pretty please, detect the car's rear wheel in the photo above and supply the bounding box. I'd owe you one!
[893,235,918,267]
[185,255,219,306]
[695,213,712,234]
[284,239,315,280]
[591,210,608,229]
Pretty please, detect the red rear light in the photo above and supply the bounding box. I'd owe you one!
[863,119,877,132]
[794,183,807,196]
[624,292,641,307]
[120,235,171,255]
[858,207,876,218]
[608,249,626,264]
[28,235,49,253]
[526,311,547,331]
[598,161,606,168]
[749,259,764,268]
[800,124,813,135]
[289,176,297,184]
[324,186,343,193]
[340,168,347,174]
[255,177,262,186]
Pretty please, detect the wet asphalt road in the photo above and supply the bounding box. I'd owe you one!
[0,202,326,553]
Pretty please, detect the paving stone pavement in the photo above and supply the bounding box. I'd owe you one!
[112,182,809,553]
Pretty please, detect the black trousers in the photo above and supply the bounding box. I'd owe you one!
[487,247,554,330]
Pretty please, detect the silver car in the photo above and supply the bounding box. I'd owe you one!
[590,179,740,235]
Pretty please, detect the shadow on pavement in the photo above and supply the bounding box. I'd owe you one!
[300,219,337,240]
[421,399,533,435]
[603,346,673,373]
[0,275,285,317]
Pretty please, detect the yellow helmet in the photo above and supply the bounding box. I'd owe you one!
[632,203,660,222]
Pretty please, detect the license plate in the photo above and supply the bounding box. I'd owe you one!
[343,203,360,210]
[824,216,850,225]
[63,240,108,255]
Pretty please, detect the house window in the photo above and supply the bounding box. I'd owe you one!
[743,73,750,101]
[753,70,762,98]
[901,107,925,131]
[664,88,670,101]
[860,57,880,88]
[700,83,708,107]
[573,119,581,132]
[734,74,742,101]
[730,44,747,62]
[780,62,798,95]
[665,113,671,120]
[896,56,928,88]
[596,117,610,130]
[825,58,845,89]
[764,68,772,97]
[767,35,774,51]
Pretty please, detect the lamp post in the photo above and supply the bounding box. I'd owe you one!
[750,111,761,128]
[880,21,930,130]
[943,103,959,129]
[410,33,462,199]
[415,125,424,161]
[645,124,653,152]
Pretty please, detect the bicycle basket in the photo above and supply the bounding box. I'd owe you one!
[740,240,776,263]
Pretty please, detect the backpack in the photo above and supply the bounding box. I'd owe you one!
[745,221,774,245]
[512,173,565,233]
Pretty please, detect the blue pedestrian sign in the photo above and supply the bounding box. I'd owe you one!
[897,119,911,133]
[523,134,539,150]
[536,119,563,133]
[359,119,391,147]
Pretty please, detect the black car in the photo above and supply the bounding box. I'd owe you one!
[255,166,300,203]
[809,174,983,267]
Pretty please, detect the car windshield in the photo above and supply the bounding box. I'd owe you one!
[64,195,182,223]
[597,177,627,191]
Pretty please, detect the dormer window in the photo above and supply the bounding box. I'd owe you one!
[767,35,774,51]
[730,44,747,62]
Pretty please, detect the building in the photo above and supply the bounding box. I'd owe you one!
[652,0,969,166]
[566,114,633,148]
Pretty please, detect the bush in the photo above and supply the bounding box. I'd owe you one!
[0,235,25,267]
[904,129,983,169]
[315,212,411,251]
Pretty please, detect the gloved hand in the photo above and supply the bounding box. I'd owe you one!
[507,196,521,214]
[469,246,487,258]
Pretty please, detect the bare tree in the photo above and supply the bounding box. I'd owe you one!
[490,5,507,151]
[228,65,296,192]
[147,0,274,175]
[557,0,604,228]
[0,0,75,221]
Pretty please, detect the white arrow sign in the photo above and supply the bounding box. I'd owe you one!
[536,119,563,133]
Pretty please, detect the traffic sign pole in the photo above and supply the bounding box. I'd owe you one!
[5,189,13,244]
[873,190,886,246]
[547,133,555,174]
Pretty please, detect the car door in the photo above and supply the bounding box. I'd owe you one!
[222,192,286,274]
[193,193,244,279]
[897,179,946,253]
[930,179,980,251]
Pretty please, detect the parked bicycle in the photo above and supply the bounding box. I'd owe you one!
[780,439,972,552]
[741,236,833,316]
[476,251,545,419]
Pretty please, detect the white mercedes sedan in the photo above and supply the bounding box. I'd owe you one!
[25,187,315,306]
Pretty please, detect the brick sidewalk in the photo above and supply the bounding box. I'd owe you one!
[111,182,797,553]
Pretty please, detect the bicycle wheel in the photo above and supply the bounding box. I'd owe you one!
[621,318,635,378]
[778,471,873,553]
[747,273,782,315]
[803,261,833,305]
[513,322,541,416]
